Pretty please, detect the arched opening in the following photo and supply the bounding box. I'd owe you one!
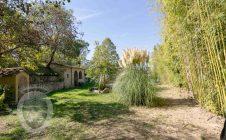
[74,71,78,86]
[79,71,83,79]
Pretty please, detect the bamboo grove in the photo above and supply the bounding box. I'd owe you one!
[152,0,226,115]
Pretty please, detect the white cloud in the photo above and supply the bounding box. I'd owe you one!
[79,12,102,21]
[74,8,102,21]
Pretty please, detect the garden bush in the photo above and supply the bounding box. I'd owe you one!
[0,85,6,110]
[113,66,155,106]
[113,48,156,106]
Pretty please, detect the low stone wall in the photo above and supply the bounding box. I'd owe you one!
[30,82,64,93]
[30,75,65,93]
[30,75,62,84]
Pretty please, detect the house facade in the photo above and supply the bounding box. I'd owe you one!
[0,64,86,103]
[50,63,86,88]
[0,67,29,103]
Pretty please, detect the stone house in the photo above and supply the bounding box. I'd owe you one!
[0,67,29,103]
[0,64,86,103]
[50,63,86,88]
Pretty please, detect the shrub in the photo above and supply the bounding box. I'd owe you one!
[113,67,155,106]
[0,85,5,111]
[4,85,14,101]
[0,93,6,111]
[113,48,156,106]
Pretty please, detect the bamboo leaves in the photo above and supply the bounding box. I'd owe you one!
[154,0,226,115]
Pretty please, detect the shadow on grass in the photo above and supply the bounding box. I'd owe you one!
[52,100,133,124]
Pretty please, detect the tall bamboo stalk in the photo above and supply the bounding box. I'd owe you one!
[153,0,226,115]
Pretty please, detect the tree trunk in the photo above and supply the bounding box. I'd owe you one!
[0,46,20,56]
[46,47,57,68]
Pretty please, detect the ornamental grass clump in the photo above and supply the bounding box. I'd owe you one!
[113,48,156,106]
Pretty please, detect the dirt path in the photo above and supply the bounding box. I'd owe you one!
[87,85,225,140]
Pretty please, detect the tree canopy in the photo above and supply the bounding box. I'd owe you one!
[0,0,88,69]
[30,4,88,68]
[87,38,119,89]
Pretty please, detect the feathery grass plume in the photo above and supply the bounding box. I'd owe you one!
[113,48,156,106]
[119,48,149,68]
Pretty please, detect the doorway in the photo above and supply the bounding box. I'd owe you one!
[74,71,78,86]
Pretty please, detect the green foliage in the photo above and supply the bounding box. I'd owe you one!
[56,40,90,66]
[151,44,185,87]
[29,4,88,68]
[27,64,58,76]
[1,85,15,106]
[0,93,6,111]
[0,1,87,69]
[0,2,41,69]
[86,38,119,89]
[113,66,156,106]
[1,0,70,13]
[0,85,6,111]
[153,0,226,115]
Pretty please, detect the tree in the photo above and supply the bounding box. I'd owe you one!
[87,38,119,90]
[53,40,89,66]
[0,2,43,69]
[30,4,87,68]
[0,0,70,57]
[0,0,71,68]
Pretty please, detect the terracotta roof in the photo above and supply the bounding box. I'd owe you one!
[0,67,25,77]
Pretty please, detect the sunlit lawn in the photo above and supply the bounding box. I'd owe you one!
[0,86,130,139]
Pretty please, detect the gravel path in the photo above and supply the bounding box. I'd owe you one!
[87,85,225,140]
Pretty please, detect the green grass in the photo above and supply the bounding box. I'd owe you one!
[0,86,130,139]
[49,87,129,123]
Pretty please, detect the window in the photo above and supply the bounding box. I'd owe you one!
[67,74,69,78]
[79,71,82,79]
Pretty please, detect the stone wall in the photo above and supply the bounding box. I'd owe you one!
[30,75,65,93]
[30,82,64,93]
[29,64,86,93]
[30,75,62,84]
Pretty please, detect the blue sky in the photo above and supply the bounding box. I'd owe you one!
[65,0,162,60]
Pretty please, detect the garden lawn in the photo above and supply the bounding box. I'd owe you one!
[0,86,130,140]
